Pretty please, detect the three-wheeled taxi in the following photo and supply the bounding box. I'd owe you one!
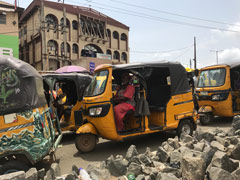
[43,73,92,132]
[0,57,61,174]
[75,61,198,153]
[196,62,240,125]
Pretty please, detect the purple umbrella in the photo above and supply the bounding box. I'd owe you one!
[55,65,90,74]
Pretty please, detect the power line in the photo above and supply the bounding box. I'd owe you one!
[108,0,240,27]
[87,4,240,33]
[65,0,240,33]
[171,46,193,60]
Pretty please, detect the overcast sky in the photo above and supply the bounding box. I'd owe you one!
[6,0,240,68]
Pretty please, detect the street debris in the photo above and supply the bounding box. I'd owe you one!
[1,116,240,180]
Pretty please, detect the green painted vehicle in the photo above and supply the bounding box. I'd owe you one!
[0,56,62,174]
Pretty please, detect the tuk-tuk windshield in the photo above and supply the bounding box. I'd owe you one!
[85,70,108,96]
[197,68,226,87]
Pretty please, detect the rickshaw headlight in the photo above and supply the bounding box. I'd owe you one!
[89,107,102,116]
[212,94,220,101]
[211,93,228,101]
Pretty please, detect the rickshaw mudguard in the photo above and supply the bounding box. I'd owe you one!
[198,105,213,113]
[76,123,97,135]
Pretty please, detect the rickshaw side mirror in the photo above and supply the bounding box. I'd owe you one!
[194,69,199,76]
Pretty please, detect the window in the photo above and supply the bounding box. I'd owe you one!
[85,70,109,97]
[197,68,226,87]
[48,40,58,52]
[121,52,127,61]
[121,33,127,41]
[113,31,119,39]
[0,12,6,24]
[72,44,78,54]
[45,14,58,25]
[113,51,120,60]
[72,20,78,30]
[61,42,70,53]
[107,29,111,38]
[60,18,70,28]
[106,50,112,55]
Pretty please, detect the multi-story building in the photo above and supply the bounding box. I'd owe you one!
[0,1,23,58]
[19,0,129,71]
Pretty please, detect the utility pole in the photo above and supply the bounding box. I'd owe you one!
[62,0,67,67]
[210,50,223,64]
[40,0,47,70]
[193,36,197,69]
[190,59,192,69]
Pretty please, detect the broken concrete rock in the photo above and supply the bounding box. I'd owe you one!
[170,149,181,164]
[193,142,205,152]
[232,115,240,131]
[181,150,206,180]
[230,143,240,160]
[25,168,38,180]
[126,145,138,161]
[208,167,236,180]
[127,162,142,177]
[156,172,178,180]
[231,167,240,180]
[156,146,169,163]
[207,151,238,173]
[180,133,193,143]
[167,136,180,149]
[106,155,128,177]
[86,162,112,180]
[0,171,25,180]
[210,141,226,152]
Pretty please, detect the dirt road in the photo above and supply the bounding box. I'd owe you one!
[36,117,232,174]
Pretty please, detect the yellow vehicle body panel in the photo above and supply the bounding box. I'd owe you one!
[82,66,197,141]
[197,65,236,117]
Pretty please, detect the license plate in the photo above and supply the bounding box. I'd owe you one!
[200,91,208,96]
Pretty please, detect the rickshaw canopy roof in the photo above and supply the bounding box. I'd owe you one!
[0,56,46,115]
[201,62,240,70]
[0,56,42,78]
[111,60,190,95]
[42,73,92,100]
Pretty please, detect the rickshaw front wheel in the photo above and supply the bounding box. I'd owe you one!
[177,120,193,137]
[0,160,29,175]
[199,113,213,125]
[75,133,97,153]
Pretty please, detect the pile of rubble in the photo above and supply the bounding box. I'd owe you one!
[2,116,240,180]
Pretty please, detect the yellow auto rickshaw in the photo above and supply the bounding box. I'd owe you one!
[74,61,198,153]
[196,62,240,125]
[43,73,92,132]
[0,57,61,174]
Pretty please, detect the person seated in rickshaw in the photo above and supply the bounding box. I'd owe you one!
[113,72,136,131]
[54,84,71,123]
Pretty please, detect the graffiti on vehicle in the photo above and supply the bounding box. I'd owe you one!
[0,109,55,162]
[17,110,33,120]
[0,67,19,104]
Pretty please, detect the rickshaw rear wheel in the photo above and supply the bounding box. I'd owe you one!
[75,134,97,153]
[177,120,193,137]
[0,160,29,175]
[200,113,213,125]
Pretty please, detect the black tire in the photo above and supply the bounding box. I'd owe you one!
[177,120,193,136]
[200,113,213,125]
[0,160,30,175]
[75,134,97,153]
